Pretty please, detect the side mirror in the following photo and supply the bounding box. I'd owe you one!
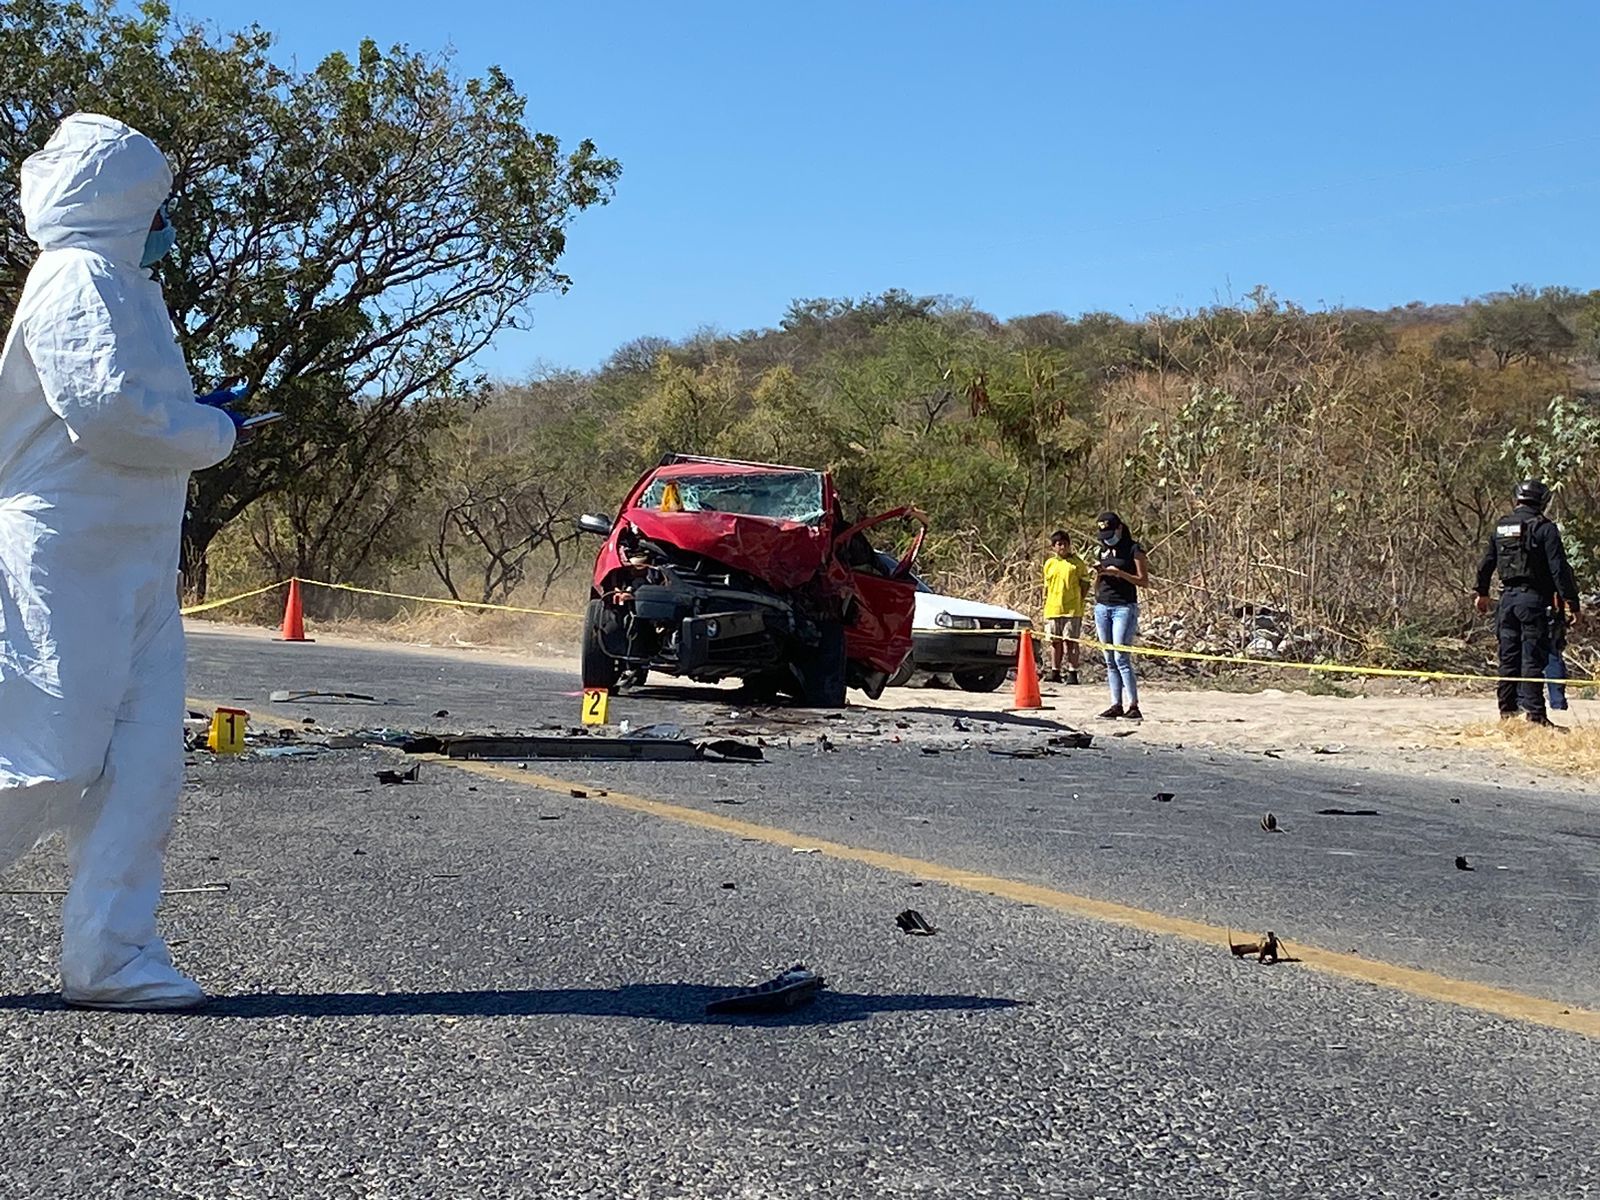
[574,513,613,537]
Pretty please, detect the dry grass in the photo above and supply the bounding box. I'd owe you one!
[1460,715,1600,778]
[317,606,582,655]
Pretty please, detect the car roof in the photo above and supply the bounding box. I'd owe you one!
[649,461,819,479]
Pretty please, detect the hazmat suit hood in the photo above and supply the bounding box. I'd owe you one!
[21,113,172,268]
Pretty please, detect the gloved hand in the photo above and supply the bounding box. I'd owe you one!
[196,382,252,409]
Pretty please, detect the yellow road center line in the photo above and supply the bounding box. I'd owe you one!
[451,758,1600,1041]
[192,698,1600,1040]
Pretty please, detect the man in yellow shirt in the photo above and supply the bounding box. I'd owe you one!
[1043,530,1091,684]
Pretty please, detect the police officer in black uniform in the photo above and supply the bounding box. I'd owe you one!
[1473,480,1582,727]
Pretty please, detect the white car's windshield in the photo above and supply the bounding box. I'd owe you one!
[637,470,826,525]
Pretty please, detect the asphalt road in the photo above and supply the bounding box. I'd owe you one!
[0,626,1595,1198]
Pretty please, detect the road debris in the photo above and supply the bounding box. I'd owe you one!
[426,734,763,763]
[1455,856,1474,871]
[432,709,449,718]
[895,909,937,936]
[704,965,825,1016]
[374,763,422,786]
[269,689,379,703]
[1261,811,1282,833]
[1152,792,1175,803]
[250,744,325,760]
[792,847,820,854]
[3,881,229,897]
[1229,930,1296,964]
[1316,807,1380,817]
[1310,742,1347,755]
[631,722,685,740]
[1047,731,1094,749]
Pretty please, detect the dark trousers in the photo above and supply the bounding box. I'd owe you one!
[1497,588,1552,718]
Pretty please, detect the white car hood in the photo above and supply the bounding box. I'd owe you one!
[913,590,1030,631]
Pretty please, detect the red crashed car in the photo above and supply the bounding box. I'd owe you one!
[576,454,925,707]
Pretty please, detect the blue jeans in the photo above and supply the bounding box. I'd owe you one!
[1546,650,1568,711]
[1093,602,1139,708]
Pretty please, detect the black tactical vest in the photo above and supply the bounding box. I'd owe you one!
[1494,512,1545,586]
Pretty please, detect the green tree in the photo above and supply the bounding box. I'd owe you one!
[0,0,620,595]
[1465,287,1579,370]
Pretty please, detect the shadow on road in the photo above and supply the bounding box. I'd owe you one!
[0,984,1025,1025]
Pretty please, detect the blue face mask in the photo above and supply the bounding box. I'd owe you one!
[141,204,175,268]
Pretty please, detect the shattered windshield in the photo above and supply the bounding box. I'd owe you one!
[637,470,826,525]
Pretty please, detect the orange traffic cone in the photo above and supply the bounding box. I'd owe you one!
[275,578,313,642]
[1011,628,1042,710]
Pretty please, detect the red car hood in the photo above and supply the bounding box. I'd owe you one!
[622,508,829,591]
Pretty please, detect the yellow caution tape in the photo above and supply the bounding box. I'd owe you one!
[294,578,580,619]
[180,578,1589,690]
[178,579,289,616]
[1049,629,1595,690]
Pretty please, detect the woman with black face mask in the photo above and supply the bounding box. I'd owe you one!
[1091,512,1149,719]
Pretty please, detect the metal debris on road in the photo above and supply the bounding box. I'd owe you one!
[1261,811,1282,833]
[269,689,379,703]
[250,745,325,760]
[792,847,820,854]
[895,909,937,936]
[1455,856,1474,871]
[704,964,825,1016]
[374,763,422,785]
[630,722,685,740]
[1047,731,1094,749]
[3,881,229,897]
[1229,930,1296,964]
[431,734,763,763]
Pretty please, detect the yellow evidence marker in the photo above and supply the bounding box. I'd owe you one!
[581,688,610,726]
[207,706,249,754]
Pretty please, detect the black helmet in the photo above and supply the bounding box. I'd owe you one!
[1514,479,1550,511]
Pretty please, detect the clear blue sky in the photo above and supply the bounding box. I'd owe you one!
[172,0,1600,379]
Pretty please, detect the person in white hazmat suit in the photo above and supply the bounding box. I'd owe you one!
[0,113,240,1010]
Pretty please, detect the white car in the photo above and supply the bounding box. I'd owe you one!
[884,565,1036,692]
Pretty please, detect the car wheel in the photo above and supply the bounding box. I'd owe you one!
[953,667,1007,693]
[581,598,620,690]
[797,621,847,708]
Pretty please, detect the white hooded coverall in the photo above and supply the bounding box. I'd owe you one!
[0,114,236,1007]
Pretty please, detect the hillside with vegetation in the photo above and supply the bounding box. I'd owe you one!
[212,284,1600,675]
